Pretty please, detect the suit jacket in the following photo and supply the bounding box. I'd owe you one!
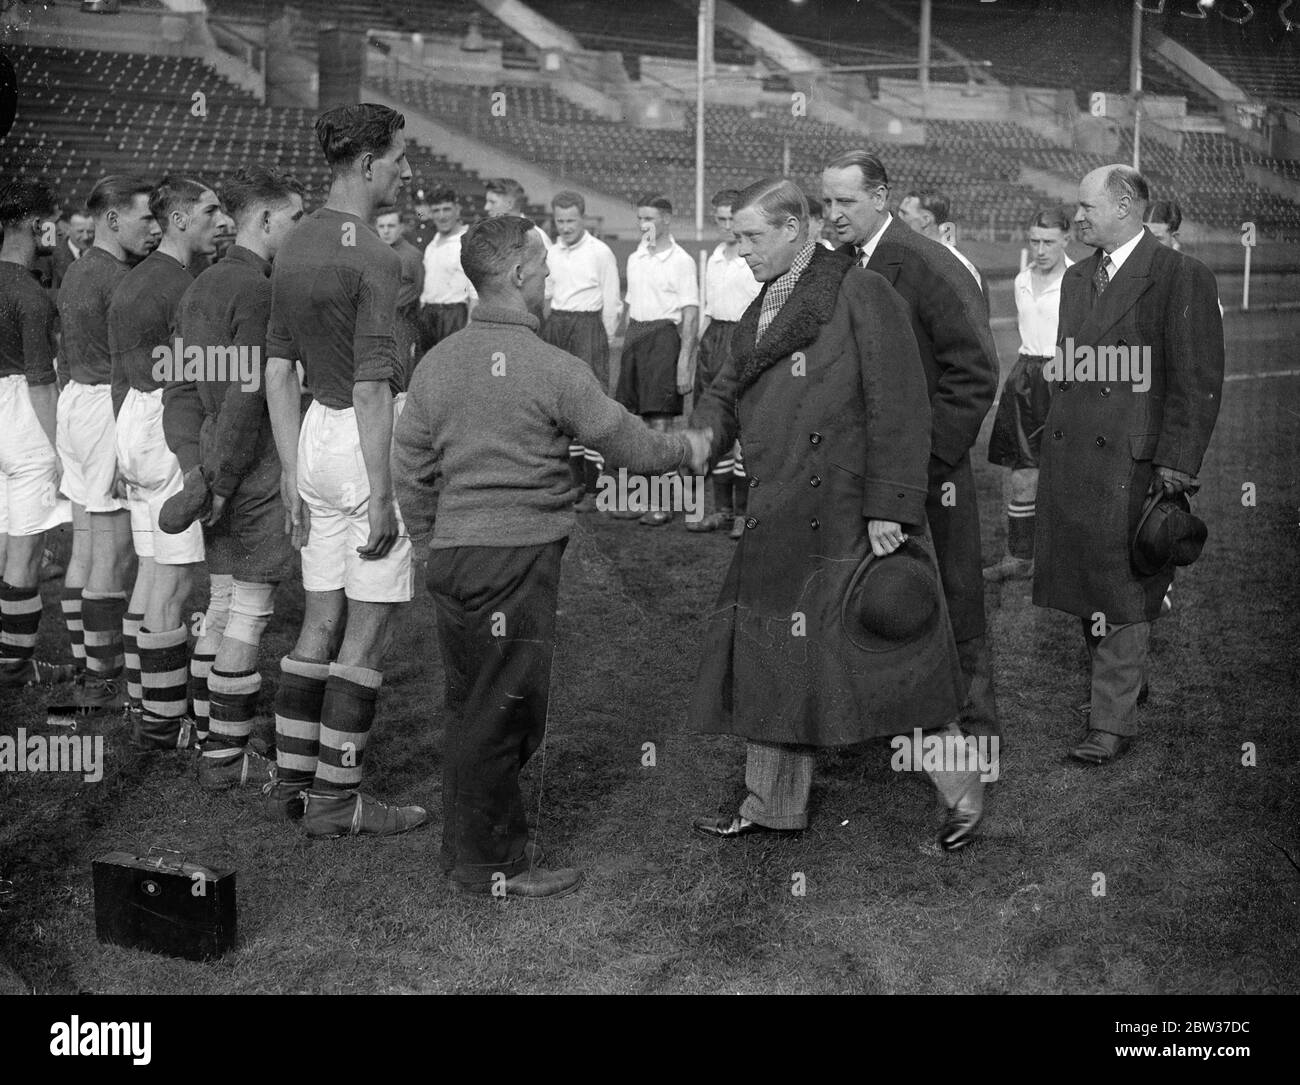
[687,245,962,746]
[850,221,1000,641]
[1034,229,1224,622]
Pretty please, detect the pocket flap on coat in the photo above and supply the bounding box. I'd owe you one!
[1129,432,1159,460]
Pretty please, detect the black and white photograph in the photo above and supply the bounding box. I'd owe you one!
[0,0,1295,1035]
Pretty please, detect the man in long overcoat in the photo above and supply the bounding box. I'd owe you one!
[688,178,986,850]
[822,151,1002,741]
[1037,165,1223,764]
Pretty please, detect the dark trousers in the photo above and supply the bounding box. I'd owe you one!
[416,302,468,356]
[426,538,567,886]
[543,309,610,391]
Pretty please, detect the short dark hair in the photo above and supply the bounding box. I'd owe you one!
[824,150,889,190]
[551,190,585,215]
[221,165,304,225]
[426,185,458,207]
[711,188,740,210]
[637,193,673,214]
[907,189,951,226]
[485,178,526,209]
[85,175,154,219]
[315,103,405,170]
[460,215,537,290]
[1104,165,1150,211]
[1029,206,1072,233]
[1144,199,1182,232]
[0,178,57,226]
[150,176,212,233]
[733,177,808,228]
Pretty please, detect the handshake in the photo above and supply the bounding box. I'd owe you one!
[679,427,715,476]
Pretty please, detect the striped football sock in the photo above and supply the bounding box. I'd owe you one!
[1008,502,1036,560]
[0,581,42,668]
[137,625,190,744]
[82,590,126,679]
[313,663,383,794]
[123,612,144,709]
[61,586,85,673]
[205,666,260,757]
[190,573,233,744]
[274,656,330,787]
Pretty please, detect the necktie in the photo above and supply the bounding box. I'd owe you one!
[1093,256,1111,298]
[856,244,868,268]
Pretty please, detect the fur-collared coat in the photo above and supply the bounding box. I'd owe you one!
[687,245,964,746]
[1034,229,1224,622]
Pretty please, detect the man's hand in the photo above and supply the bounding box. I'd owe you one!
[358,492,398,560]
[676,353,694,397]
[1151,465,1199,496]
[110,464,129,501]
[280,470,309,550]
[682,427,714,476]
[867,519,908,557]
[203,493,227,528]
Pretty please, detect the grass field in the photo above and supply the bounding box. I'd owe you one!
[1,309,1297,995]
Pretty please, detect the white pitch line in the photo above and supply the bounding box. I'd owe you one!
[1224,368,1300,382]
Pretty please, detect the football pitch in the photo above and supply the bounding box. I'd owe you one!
[1,307,1296,995]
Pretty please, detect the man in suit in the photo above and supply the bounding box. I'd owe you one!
[1036,165,1223,764]
[51,210,94,292]
[688,177,985,852]
[822,151,1002,742]
[898,190,989,310]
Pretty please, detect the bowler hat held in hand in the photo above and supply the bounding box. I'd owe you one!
[1132,490,1207,577]
[840,538,945,653]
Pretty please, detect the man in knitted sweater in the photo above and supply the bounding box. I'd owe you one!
[394,215,710,900]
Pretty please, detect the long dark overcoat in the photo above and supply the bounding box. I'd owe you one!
[1034,229,1224,623]
[857,220,1000,643]
[687,245,964,746]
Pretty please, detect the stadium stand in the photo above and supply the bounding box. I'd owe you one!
[1,44,495,219]
[1160,6,1300,104]
[211,0,538,69]
[730,0,927,75]
[527,0,756,67]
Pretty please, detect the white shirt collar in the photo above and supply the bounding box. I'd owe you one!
[636,238,678,261]
[557,230,589,252]
[1104,230,1144,275]
[858,213,893,262]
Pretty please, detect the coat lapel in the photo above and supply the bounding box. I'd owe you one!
[732,246,854,392]
[861,219,906,286]
[1074,232,1158,344]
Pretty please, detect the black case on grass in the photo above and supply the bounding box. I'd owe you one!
[92,849,236,961]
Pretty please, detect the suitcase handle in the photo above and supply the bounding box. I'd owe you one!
[145,846,189,869]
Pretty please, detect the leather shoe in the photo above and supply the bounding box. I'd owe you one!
[938,777,984,852]
[1069,729,1131,765]
[687,509,731,533]
[692,814,793,839]
[638,509,674,526]
[454,866,584,899]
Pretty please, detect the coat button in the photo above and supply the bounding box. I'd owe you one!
[748,477,758,488]
[1101,386,1111,396]
[809,432,822,445]
[745,516,758,530]
[810,475,821,487]
[1095,436,1106,447]
[1053,429,1063,440]
[1058,382,1070,392]
[810,517,820,529]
